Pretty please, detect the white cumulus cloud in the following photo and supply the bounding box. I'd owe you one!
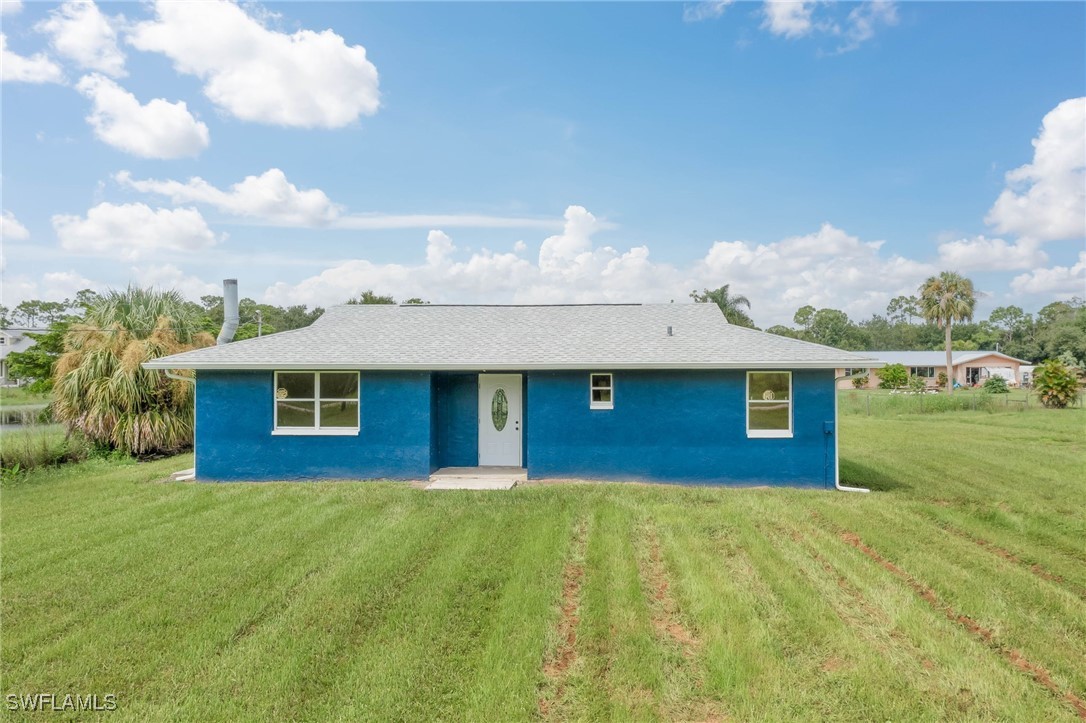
[1010,252,1086,298]
[986,97,1086,243]
[127,0,380,128]
[115,168,341,226]
[693,222,933,322]
[683,1,734,23]
[115,168,566,230]
[263,207,935,326]
[42,270,97,299]
[1,32,65,83]
[76,74,209,158]
[37,0,126,77]
[129,264,220,299]
[936,235,1047,272]
[834,0,898,54]
[1,210,30,241]
[762,1,815,38]
[1,1,24,16]
[53,202,221,261]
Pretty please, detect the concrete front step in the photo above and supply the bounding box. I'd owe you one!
[426,466,526,490]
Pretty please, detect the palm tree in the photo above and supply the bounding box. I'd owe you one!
[690,284,756,328]
[918,271,976,394]
[52,286,215,455]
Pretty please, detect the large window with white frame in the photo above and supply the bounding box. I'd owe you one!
[590,373,613,410]
[273,371,359,435]
[746,371,792,438]
[909,366,936,378]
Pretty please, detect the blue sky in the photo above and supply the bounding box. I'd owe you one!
[2,0,1083,326]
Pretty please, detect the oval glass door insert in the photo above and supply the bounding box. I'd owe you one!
[491,388,509,431]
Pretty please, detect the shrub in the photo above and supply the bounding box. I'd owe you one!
[1033,359,1079,409]
[876,363,908,389]
[937,371,948,388]
[982,377,1010,394]
[907,376,927,393]
[0,424,89,473]
[852,375,869,389]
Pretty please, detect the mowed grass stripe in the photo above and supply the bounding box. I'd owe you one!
[572,504,663,720]
[7,491,367,698]
[835,529,1086,719]
[157,505,454,721]
[774,512,1071,719]
[461,504,575,721]
[295,504,532,721]
[2,407,1084,720]
[0,482,323,668]
[809,500,1086,697]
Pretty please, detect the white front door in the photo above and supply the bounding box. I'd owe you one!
[478,374,522,466]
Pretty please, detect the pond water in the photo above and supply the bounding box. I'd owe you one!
[0,405,48,427]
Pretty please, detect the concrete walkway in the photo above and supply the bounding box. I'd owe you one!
[426,466,526,491]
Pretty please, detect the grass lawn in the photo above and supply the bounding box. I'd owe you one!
[0,387,49,408]
[2,407,1084,720]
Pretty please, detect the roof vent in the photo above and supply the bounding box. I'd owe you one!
[667,325,673,337]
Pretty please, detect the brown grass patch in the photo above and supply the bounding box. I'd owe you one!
[539,518,588,717]
[640,524,700,657]
[838,531,1086,719]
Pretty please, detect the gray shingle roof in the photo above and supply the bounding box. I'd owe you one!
[144,304,882,371]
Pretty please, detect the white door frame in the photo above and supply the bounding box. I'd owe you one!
[478,374,523,467]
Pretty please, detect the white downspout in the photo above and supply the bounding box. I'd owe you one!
[834,370,871,493]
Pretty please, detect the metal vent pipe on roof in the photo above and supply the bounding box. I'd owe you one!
[217,279,239,345]
[667,326,673,336]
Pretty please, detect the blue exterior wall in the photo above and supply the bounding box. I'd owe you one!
[194,370,432,481]
[195,368,836,486]
[525,369,836,487]
[431,373,479,469]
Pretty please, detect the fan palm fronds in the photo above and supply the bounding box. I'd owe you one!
[52,286,213,455]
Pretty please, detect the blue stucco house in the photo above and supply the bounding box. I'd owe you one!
[144,303,879,488]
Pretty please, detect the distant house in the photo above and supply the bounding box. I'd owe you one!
[145,304,880,488]
[836,350,1031,389]
[0,328,47,385]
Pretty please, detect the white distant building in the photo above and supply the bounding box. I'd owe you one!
[0,328,47,385]
[837,351,1031,389]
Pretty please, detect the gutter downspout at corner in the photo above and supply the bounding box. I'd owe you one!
[834,370,870,493]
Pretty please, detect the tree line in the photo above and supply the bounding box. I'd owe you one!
[1,288,417,391]
[691,290,1085,368]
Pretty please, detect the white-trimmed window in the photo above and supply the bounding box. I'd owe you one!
[746,371,792,438]
[843,367,867,377]
[590,373,613,410]
[273,371,359,435]
[909,366,936,378]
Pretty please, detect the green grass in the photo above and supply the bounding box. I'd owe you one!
[2,407,1084,720]
[838,387,1084,416]
[0,424,74,470]
[0,386,49,408]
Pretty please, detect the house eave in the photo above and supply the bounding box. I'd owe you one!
[143,359,885,372]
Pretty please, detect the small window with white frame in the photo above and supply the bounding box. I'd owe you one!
[746,371,792,438]
[590,373,613,410]
[273,371,359,435]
